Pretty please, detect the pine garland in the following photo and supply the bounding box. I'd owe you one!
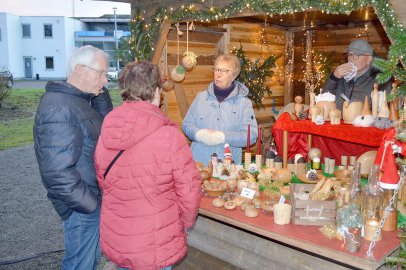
[373,27,406,99]
[233,45,278,108]
[117,9,148,64]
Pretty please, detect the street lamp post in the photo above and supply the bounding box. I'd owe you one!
[113,7,119,72]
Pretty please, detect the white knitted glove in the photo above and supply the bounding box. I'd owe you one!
[195,129,225,146]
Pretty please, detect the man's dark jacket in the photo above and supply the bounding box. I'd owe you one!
[34,81,113,220]
[323,66,392,110]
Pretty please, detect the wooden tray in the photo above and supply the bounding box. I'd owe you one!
[297,172,325,184]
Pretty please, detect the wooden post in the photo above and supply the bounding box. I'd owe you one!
[284,31,294,105]
[283,130,288,168]
[304,29,313,104]
[173,82,189,119]
[150,20,171,64]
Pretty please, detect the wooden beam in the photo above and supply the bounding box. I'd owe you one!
[284,31,294,105]
[150,20,171,64]
[173,83,190,119]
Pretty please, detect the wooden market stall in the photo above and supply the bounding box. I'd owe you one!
[101,0,406,269]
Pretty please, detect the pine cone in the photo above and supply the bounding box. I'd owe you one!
[221,167,230,176]
[298,107,308,120]
[306,169,318,181]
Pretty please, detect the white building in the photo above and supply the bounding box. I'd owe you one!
[0,12,129,80]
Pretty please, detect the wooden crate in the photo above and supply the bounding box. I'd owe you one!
[290,184,336,226]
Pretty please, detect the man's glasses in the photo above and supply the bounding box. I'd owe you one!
[346,53,370,60]
[212,68,231,75]
[81,65,108,79]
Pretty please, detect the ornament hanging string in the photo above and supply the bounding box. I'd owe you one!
[164,40,168,76]
[175,23,180,65]
[186,21,189,53]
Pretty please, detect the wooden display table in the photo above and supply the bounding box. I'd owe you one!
[189,196,400,270]
[272,113,386,167]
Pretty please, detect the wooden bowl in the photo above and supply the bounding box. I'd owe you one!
[202,179,227,197]
[260,200,275,213]
[203,188,226,197]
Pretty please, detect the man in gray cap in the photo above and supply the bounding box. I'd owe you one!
[323,39,392,110]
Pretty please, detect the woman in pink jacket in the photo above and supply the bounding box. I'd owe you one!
[94,61,202,270]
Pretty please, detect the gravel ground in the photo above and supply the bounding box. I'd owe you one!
[0,145,63,270]
[0,145,118,270]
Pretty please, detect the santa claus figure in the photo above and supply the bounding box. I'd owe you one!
[374,127,404,189]
[224,143,232,166]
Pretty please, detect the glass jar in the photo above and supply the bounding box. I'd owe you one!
[344,227,362,253]
[348,162,362,209]
[382,189,398,232]
[362,165,383,241]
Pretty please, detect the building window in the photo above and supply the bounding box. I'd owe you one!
[22,24,31,38]
[44,24,53,38]
[0,28,2,41]
[45,57,54,70]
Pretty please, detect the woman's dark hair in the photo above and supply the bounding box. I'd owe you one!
[119,61,162,101]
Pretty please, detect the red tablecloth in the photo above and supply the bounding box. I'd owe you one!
[272,112,386,164]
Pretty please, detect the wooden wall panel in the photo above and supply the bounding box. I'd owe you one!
[228,22,286,122]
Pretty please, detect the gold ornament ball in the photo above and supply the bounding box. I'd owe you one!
[181,56,196,71]
[308,147,321,161]
[162,77,174,91]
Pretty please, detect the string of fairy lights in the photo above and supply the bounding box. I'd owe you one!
[132,0,404,61]
[124,0,404,105]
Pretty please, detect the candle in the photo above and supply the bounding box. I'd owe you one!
[364,220,382,241]
[257,126,261,155]
[246,123,250,152]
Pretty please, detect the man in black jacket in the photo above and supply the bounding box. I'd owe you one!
[323,39,392,111]
[33,45,113,270]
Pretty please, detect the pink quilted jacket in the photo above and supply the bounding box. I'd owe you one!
[94,101,202,270]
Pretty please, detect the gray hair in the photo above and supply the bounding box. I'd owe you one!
[214,54,241,78]
[67,45,108,77]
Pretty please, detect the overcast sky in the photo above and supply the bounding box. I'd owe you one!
[0,0,131,17]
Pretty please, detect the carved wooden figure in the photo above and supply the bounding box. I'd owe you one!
[329,109,341,125]
[309,91,315,119]
[311,107,323,122]
[294,96,304,116]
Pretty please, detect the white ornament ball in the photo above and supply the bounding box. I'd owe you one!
[170,65,186,82]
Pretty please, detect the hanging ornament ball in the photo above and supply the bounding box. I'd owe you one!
[170,65,186,82]
[161,76,174,91]
[181,51,197,71]
[308,147,321,161]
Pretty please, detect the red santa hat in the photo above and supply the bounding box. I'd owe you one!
[374,127,401,189]
[224,143,232,158]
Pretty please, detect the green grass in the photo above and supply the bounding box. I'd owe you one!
[3,89,45,111]
[0,118,36,150]
[0,87,122,151]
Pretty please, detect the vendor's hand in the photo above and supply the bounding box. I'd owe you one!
[333,63,356,78]
[195,129,225,146]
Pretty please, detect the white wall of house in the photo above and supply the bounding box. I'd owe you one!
[20,16,79,80]
[0,13,23,76]
[0,12,121,80]
[0,13,82,80]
